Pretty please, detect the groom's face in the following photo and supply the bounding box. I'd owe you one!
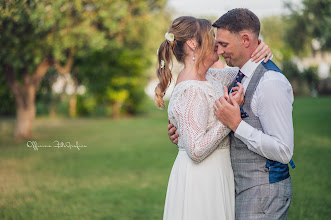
[215,28,243,67]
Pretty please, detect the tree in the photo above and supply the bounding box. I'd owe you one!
[75,4,170,117]
[0,0,168,139]
[284,0,331,54]
[260,16,295,64]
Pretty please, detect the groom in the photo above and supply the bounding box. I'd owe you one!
[168,8,295,220]
[212,8,295,220]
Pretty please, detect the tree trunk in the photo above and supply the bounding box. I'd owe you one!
[14,85,36,139]
[69,94,77,117]
[112,101,123,118]
[4,58,52,139]
[49,100,57,117]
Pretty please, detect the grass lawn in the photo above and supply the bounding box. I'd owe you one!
[0,97,330,219]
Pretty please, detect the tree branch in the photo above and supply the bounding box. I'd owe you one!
[31,58,52,87]
[54,47,75,75]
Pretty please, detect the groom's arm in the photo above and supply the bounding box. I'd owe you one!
[214,74,294,164]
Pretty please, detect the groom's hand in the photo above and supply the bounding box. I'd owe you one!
[168,119,179,144]
[214,95,242,132]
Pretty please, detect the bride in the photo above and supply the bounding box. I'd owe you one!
[155,16,271,220]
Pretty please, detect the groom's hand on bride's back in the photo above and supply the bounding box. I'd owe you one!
[168,119,179,145]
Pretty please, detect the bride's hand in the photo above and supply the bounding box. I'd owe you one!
[230,83,244,106]
[251,40,272,63]
[222,83,244,106]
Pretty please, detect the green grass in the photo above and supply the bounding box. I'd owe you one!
[289,97,331,220]
[0,97,330,219]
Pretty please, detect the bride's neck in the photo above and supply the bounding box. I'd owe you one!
[179,59,208,81]
[178,66,207,82]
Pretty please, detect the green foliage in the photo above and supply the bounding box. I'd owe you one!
[75,48,149,116]
[0,97,330,219]
[0,0,170,117]
[282,60,319,96]
[76,93,97,116]
[0,73,15,116]
[284,0,331,54]
[1,0,167,63]
[0,0,153,67]
[302,66,319,94]
[72,0,171,116]
[261,16,295,63]
[35,67,58,115]
[283,60,301,80]
[0,0,51,74]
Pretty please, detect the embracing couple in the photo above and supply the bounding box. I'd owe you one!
[155,8,295,220]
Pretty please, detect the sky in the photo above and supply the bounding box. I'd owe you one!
[167,0,302,19]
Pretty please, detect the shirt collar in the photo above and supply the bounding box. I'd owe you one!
[239,59,262,78]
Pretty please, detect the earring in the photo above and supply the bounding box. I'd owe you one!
[192,48,196,61]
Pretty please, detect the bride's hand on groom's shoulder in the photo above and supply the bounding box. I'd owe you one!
[251,40,272,63]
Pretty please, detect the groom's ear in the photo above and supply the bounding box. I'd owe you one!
[241,33,251,48]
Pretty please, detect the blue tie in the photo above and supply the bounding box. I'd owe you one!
[232,70,248,118]
[234,70,245,88]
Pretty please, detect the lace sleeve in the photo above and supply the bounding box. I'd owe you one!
[206,67,238,87]
[177,84,231,163]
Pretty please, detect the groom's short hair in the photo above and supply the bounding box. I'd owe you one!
[212,8,260,37]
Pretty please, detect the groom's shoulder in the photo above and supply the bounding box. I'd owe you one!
[261,60,291,83]
[262,69,292,90]
[261,60,282,73]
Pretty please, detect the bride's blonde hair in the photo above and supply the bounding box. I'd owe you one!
[155,16,215,109]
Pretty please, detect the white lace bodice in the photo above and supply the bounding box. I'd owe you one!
[168,67,238,163]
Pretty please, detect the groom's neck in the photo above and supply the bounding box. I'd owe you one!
[238,52,253,69]
[248,40,259,58]
[239,42,259,68]
[239,55,252,69]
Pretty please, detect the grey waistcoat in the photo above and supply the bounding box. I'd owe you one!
[228,63,270,194]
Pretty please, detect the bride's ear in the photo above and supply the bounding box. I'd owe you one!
[186,39,197,51]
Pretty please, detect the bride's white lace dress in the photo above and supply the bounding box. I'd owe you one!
[163,67,238,220]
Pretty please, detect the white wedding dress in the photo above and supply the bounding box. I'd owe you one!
[163,67,238,220]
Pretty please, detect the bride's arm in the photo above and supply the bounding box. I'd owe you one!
[206,67,238,87]
[177,85,231,163]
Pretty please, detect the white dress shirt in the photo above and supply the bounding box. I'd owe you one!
[234,59,294,164]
